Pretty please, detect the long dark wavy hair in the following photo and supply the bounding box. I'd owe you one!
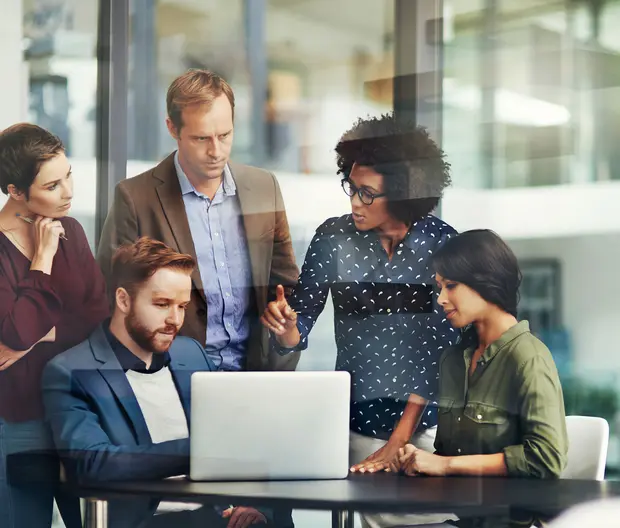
[432,229,522,347]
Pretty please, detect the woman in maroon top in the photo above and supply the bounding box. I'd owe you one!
[0,124,109,527]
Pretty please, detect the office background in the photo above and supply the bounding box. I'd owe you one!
[1,0,620,524]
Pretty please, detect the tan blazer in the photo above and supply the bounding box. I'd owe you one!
[96,153,300,371]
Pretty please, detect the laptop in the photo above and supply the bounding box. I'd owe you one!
[190,371,351,481]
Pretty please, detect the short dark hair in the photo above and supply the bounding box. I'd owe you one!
[433,229,522,318]
[111,237,196,297]
[0,123,64,198]
[335,112,451,225]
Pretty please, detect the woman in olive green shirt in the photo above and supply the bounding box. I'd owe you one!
[399,229,568,480]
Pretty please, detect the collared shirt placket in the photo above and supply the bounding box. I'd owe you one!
[205,190,236,362]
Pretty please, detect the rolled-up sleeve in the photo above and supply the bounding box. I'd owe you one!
[0,270,62,351]
[503,354,568,478]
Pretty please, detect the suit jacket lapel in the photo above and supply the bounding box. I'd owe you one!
[152,153,206,301]
[229,161,270,294]
[169,357,192,428]
[90,326,152,445]
[168,338,217,428]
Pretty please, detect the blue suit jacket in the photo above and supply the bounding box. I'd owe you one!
[42,324,216,527]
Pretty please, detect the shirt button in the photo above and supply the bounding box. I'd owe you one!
[477,414,483,420]
[387,308,391,313]
[457,448,462,454]
[214,232,220,237]
[457,417,461,422]
[226,292,230,297]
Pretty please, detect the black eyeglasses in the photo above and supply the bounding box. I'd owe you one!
[341,179,387,205]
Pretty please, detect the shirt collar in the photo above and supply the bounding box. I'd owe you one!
[103,319,171,374]
[401,215,444,250]
[351,215,441,251]
[174,150,236,198]
[465,320,531,366]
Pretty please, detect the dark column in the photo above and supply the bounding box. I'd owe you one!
[394,0,444,138]
[393,0,445,212]
[95,0,129,247]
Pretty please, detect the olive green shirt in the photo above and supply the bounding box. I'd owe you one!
[435,320,568,479]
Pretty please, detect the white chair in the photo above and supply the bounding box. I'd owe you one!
[561,415,609,481]
[529,416,609,528]
[546,499,620,527]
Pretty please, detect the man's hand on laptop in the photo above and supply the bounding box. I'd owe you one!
[222,506,267,528]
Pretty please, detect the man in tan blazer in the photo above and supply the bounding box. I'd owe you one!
[97,69,300,373]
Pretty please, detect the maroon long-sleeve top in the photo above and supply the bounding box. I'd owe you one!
[0,217,110,422]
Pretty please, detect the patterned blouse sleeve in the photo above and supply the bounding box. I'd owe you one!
[272,219,334,355]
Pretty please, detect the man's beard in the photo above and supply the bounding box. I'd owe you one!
[125,309,178,354]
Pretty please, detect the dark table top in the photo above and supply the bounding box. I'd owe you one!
[71,473,620,517]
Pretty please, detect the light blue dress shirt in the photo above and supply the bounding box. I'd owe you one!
[174,152,253,371]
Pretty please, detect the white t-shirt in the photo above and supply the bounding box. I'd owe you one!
[126,367,201,514]
[125,367,189,443]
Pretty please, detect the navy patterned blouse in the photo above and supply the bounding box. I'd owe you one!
[275,214,458,439]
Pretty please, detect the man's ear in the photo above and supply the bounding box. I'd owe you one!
[166,117,180,141]
[115,287,131,315]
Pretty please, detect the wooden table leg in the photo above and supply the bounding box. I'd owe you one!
[84,498,108,528]
[331,510,354,528]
